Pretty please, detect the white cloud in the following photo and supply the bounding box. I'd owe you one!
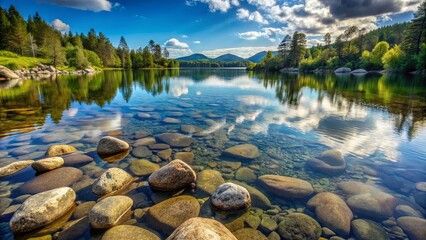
[164,38,193,58]
[51,19,70,34]
[199,46,277,58]
[237,8,268,24]
[193,40,201,44]
[188,0,239,13]
[41,0,113,12]
[238,27,286,41]
[247,0,276,8]
[182,35,189,38]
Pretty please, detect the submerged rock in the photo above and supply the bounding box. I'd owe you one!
[196,170,225,195]
[394,205,423,218]
[233,228,268,240]
[351,219,389,240]
[163,117,181,124]
[91,168,133,196]
[129,159,160,176]
[155,133,193,148]
[306,150,346,176]
[0,160,34,178]
[10,187,76,233]
[102,225,160,240]
[46,145,77,157]
[307,192,353,236]
[397,217,426,240]
[31,157,64,172]
[174,152,195,163]
[148,160,196,191]
[278,213,321,240]
[88,196,133,229]
[211,183,251,212]
[131,146,152,158]
[235,167,257,183]
[62,154,93,166]
[258,175,314,199]
[97,136,130,157]
[181,125,202,134]
[223,144,259,161]
[167,217,237,240]
[229,181,272,209]
[146,195,200,234]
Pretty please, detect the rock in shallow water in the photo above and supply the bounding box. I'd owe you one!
[10,187,76,233]
[351,219,389,240]
[129,159,160,176]
[222,144,259,161]
[278,213,321,240]
[307,192,353,236]
[146,195,200,234]
[97,136,130,157]
[46,145,77,157]
[148,160,196,191]
[258,175,313,199]
[229,180,271,209]
[396,216,426,240]
[306,150,346,176]
[92,168,133,196]
[88,196,133,229]
[102,225,160,240]
[155,133,193,148]
[233,228,268,240]
[211,183,251,212]
[196,169,225,195]
[167,217,237,240]
[31,157,64,172]
[0,160,34,178]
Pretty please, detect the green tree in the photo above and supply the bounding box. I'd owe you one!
[142,46,154,68]
[403,1,426,55]
[7,5,28,55]
[0,7,11,50]
[118,36,131,69]
[41,30,65,67]
[288,32,307,67]
[324,33,331,47]
[416,43,426,70]
[382,44,404,70]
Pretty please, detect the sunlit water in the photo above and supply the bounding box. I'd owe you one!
[0,69,425,239]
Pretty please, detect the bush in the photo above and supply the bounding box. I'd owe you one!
[5,62,18,70]
[84,50,103,67]
[0,50,20,58]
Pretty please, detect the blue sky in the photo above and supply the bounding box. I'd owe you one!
[0,0,421,58]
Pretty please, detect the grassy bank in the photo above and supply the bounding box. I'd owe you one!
[0,51,50,70]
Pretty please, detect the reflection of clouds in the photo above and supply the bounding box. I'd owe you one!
[65,108,78,117]
[237,95,273,106]
[170,78,193,97]
[236,109,263,124]
[199,75,269,91]
[70,113,122,139]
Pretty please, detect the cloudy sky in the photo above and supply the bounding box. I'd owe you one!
[1,0,422,58]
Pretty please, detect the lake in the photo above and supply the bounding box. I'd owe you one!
[0,69,425,239]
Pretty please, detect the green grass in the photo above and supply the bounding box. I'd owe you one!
[0,51,50,70]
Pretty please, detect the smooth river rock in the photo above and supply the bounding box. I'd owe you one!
[167,217,237,240]
[155,133,193,148]
[196,169,225,195]
[222,144,259,161]
[10,187,76,233]
[306,150,346,176]
[278,213,321,240]
[18,167,83,194]
[0,160,34,178]
[258,175,314,199]
[229,180,272,209]
[46,145,77,157]
[146,195,200,234]
[31,157,64,172]
[129,159,160,176]
[97,136,130,157]
[351,219,389,240]
[102,225,160,240]
[233,228,268,240]
[396,217,426,240]
[346,192,397,221]
[88,196,133,229]
[131,146,152,158]
[0,65,20,79]
[62,154,93,166]
[211,183,251,212]
[307,192,353,236]
[92,168,133,196]
[148,160,196,191]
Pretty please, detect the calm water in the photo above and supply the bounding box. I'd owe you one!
[0,69,425,239]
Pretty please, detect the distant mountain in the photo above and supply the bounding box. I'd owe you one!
[214,54,244,62]
[246,51,278,63]
[176,53,210,61]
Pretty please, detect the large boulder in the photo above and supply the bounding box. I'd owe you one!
[351,219,389,240]
[196,169,225,195]
[31,157,64,172]
[0,160,34,178]
[148,160,196,191]
[0,65,20,80]
[278,213,321,240]
[306,150,346,176]
[97,136,130,157]
[9,187,76,233]
[211,183,251,212]
[334,67,351,73]
[102,225,160,240]
[258,175,313,199]
[155,133,193,148]
[351,69,368,75]
[307,192,353,236]
[167,217,237,240]
[88,196,133,229]
[92,168,133,196]
[397,217,426,240]
[146,195,200,234]
[222,144,259,161]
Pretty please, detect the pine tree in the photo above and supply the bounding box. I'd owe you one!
[118,36,130,68]
[7,5,28,55]
[288,32,307,67]
[324,33,331,47]
[142,46,154,68]
[403,1,426,55]
[0,7,11,50]
[41,30,65,67]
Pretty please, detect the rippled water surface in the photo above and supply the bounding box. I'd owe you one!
[0,69,425,239]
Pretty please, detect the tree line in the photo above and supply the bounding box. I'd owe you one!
[249,1,426,73]
[0,5,179,69]
[179,59,251,68]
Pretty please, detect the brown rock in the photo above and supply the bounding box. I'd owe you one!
[258,175,314,199]
[148,160,196,191]
[46,145,77,157]
[167,217,237,240]
[31,157,64,172]
[0,160,34,178]
[223,144,259,161]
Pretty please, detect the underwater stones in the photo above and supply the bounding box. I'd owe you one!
[229,181,272,209]
[129,159,160,176]
[0,160,34,178]
[258,175,314,199]
[394,205,423,218]
[211,183,251,212]
[46,145,77,157]
[146,195,200,234]
[233,228,268,240]
[162,117,181,124]
[62,154,93,166]
[157,148,172,160]
[102,225,160,240]
[134,137,156,147]
[223,144,259,161]
[9,187,76,233]
[136,113,153,119]
[181,125,202,134]
[88,196,133,229]
[307,192,353,236]
[91,168,133,196]
[278,213,321,240]
[196,169,225,195]
[396,217,426,240]
[235,167,257,183]
[306,150,346,176]
[415,182,426,192]
[97,136,130,157]
[131,146,152,158]
[155,133,193,148]
[167,217,237,240]
[148,160,196,191]
[346,192,397,221]
[18,167,83,194]
[259,217,278,233]
[134,131,150,139]
[31,157,64,172]
[73,201,96,219]
[174,152,195,163]
[351,219,389,240]
[149,143,170,150]
[337,180,376,195]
